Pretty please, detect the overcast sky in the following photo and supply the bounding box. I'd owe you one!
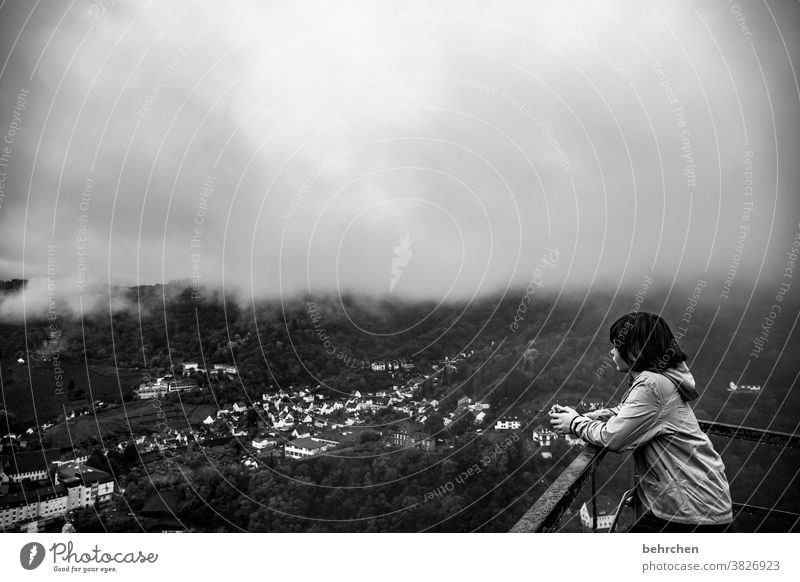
[0,0,798,312]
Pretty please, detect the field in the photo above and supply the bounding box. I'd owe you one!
[41,399,217,449]
[1,360,146,429]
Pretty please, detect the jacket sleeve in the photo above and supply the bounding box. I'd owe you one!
[584,406,619,422]
[570,380,660,452]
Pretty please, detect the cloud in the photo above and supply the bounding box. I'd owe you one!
[0,0,797,304]
[0,277,135,322]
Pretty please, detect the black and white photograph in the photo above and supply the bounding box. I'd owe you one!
[0,0,798,578]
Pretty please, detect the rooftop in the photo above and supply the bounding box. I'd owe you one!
[2,448,61,475]
[286,438,328,450]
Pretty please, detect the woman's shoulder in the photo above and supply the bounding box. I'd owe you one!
[629,370,674,396]
[631,370,665,385]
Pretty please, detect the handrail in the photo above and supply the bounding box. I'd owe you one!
[698,421,800,448]
[512,421,800,532]
[510,445,605,533]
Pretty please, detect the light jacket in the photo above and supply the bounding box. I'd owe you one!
[571,363,733,525]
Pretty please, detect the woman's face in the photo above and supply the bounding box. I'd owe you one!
[610,346,630,372]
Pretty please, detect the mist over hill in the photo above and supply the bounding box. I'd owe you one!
[1,278,797,434]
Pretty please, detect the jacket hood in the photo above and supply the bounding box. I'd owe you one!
[661,362,699,401]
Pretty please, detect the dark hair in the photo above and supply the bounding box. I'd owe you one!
[609,312,687,373]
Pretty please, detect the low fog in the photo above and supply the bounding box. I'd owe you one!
[0,0,798,319]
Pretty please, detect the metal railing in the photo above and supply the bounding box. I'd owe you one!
[511,421,800,533]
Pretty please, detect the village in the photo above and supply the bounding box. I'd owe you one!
[1,347,605,532]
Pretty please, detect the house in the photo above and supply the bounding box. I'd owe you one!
[291,425,312,439]
[371,397,391,410]
[181,362,200,374]
[579,399,606,412]
[532,427,557,447]
[728,382,761,392]
[251,437,276,450]
[495,416,522,430]
[473,411,487,425]
[135,378,198,399]
[0,463,115,532]
[457,396,472,407]
[284,437,331,459]
[212,364,238,375]
[2,448,61,482]
[564,434,585,447]
[311,431,346,446]
[579,502,616,531]
[390,424,435,451]
[202,415,215,425]
[232,402,248,414]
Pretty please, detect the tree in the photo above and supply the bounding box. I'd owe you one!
[245,408,259,427]
[424,412,444,435]
[86,449,108,472]
[359,429,381,443]
[447,412,472,438]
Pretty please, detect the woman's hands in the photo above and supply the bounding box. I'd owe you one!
[549,404,580,435]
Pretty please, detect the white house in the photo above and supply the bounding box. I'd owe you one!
[495,416,522,430]
[251,437,276,450]
[533,427,557,447]
[212,364,238,375]
[181,362,200,374]
[565,434,585,447]
[284,437,330,459]
[291,425,312,439]
[579,502,616,531]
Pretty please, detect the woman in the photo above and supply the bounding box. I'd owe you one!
[549,312,733,532]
